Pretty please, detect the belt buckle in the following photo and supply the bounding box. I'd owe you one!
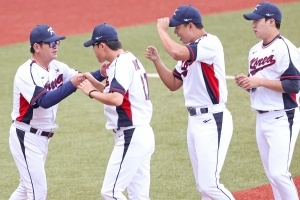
[48,132,54,138]
[200,108,208,114]
[187,107,196,116]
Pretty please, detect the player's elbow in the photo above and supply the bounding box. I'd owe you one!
[169,51,182,61]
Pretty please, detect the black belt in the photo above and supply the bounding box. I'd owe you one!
[257,110,269,114]
[30,127,54,138]
[113,127,120,133]
[256,110,281,114]
[187,107,208,116]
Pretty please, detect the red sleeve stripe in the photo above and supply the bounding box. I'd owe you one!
[30,90,47,105]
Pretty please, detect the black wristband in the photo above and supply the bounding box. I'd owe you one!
[88,89,98,98]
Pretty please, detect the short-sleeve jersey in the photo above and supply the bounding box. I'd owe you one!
[172,33,228,107]
[247,35,300,110]
[11,59,78,129]
[103,52,152,130]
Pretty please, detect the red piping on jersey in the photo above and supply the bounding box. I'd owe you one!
[280,75,300,79]
[16,93,30,121]
[186,45,195,61]
[30,90,47,105]
[30,58,49,72]
[111,87,125,96]
[120,91,132,121]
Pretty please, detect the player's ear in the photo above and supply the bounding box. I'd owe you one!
[33,43,41,53]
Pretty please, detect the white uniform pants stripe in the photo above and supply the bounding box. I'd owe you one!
[9,124,49,200]
[256,108,300,200]
[187,109,235,199]
[101,125,155,200]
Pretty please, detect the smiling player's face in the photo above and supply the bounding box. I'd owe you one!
[174,23,193,44]
[33,42,59,64]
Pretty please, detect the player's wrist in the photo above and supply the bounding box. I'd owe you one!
[88,89,98,98]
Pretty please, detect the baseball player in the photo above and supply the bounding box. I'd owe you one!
[9,24,83,200]
[145,5,235,199]
[235,2,300,199]
[78,23,155,200]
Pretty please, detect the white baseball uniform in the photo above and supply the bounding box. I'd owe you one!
[100,52,155,200]
[173,33,235,200]
[9,58,78,200]
[248,34,300,199]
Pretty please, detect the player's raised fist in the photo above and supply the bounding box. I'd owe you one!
[145,46,159,61]
[157,17,170,31]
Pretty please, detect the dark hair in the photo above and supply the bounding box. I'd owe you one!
[30,46,35,54]
[183,23,204,29]
[30,43,43,54]
[96,40,122,50]
[265,17,281,29]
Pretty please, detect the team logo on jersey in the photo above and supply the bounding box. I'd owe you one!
[44,74,63,91]
[48,27,55,35]
[249,55,276,75]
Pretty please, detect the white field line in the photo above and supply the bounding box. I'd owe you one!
[147,73,235,79]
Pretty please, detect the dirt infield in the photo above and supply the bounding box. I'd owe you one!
[1,0,299,199]
[0,0,296,46]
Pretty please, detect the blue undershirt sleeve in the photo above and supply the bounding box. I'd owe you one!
[281,79,300,93]
[90,70,106,82]
[36,81,76,109]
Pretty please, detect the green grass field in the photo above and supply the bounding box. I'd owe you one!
[1,2,300,199]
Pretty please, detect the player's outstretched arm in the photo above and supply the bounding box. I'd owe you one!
[84,72,105,92]
[77,80,123,106]
[145,46,182,91]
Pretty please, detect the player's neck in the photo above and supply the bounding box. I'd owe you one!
[31,55,51,71]
[262,30,280,44]
[107,49,125,63]
[194,29,207,41]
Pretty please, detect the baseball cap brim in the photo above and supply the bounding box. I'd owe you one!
[83,39,95,47]
[169,18,182,27]
[243,13,264,20]
[43,35,66,43]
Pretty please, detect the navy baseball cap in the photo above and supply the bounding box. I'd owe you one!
[243,2,282,22]
[30,24,66,46]
[84,23,118,47]
[169,5,202,27]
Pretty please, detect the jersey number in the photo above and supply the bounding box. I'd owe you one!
[140,73,150,100]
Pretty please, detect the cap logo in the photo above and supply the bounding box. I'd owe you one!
[48,27,55,35]
[174,8,179,15]
[254,4,261,10]
[95,36,102,40]
[266,13,274,16]
[183,18,192,21]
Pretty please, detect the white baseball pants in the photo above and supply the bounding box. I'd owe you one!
[9,124,49,200]
[256,108,300,200]
[101,125,155,200]
[187,108,235,200]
